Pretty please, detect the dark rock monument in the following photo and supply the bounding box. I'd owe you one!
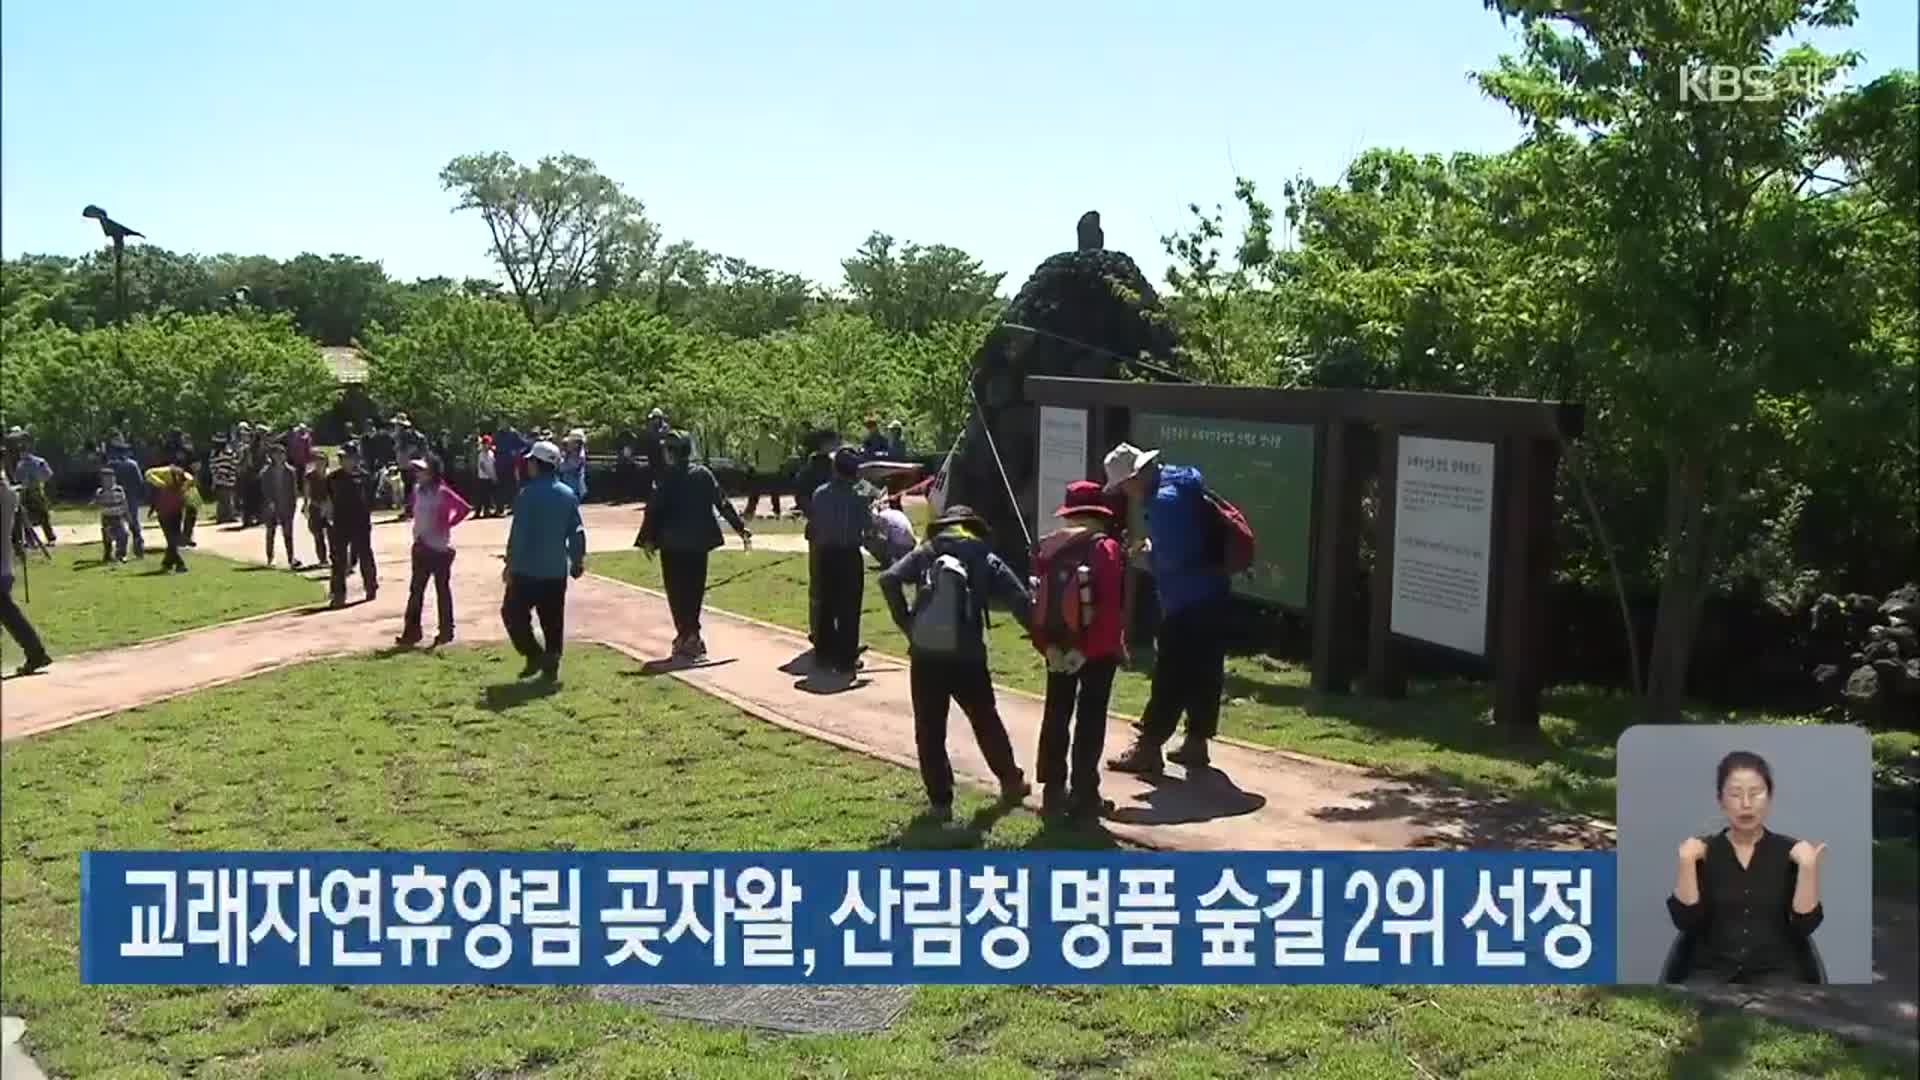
[944,212,1179,571]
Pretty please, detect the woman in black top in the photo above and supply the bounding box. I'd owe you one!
[1667,750,1826,984]
[635,432,750,662]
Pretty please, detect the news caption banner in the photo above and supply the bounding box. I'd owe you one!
[82,851,1616,985]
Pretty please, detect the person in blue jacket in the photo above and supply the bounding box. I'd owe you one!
[501,440,586,682]
[1101,441,1232,774]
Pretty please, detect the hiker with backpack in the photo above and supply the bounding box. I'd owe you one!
[878,504,1033,822]
[1101,441,1252,775]
[1028,480,1128,820]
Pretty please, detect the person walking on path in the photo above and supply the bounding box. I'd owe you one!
[743,424,789,520]
[237,424,264,528]
[326,443,378,608]
[636,409,667,504]
[1028,480,1127,820]
[1102,442,1232,774]
[502,440,585,682]
[806,447,873,676]
[559,429,589,502]
[105,440,148,558]
[878,504,1033,822]
[473,435,498,518]
[636,431,752,661]
[0,475,52,676]
[143,456,196,573]
[397,452,471,647]
[303,453,331,566]
[260,443,303,569]
[92,466,132,564]
[210,436,238,524]
[5,432,57,547]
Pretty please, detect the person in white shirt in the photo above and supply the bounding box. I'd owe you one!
[474,435,499,518]
[865,495,918,568]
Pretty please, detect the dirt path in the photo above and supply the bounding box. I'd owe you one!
[2,506,1913,1055]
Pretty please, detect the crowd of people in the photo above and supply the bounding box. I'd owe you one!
[4,409,1234,830]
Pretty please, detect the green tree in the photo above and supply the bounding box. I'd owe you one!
[1477,0,1906,718]
[440,152,657,325]
[840,232,1004,334]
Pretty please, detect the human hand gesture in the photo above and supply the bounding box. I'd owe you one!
[1789,840,1826,868]
[1678,836,1708,863]
[570,560,584,580]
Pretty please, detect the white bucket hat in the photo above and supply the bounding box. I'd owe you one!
[1102,442,1161,491]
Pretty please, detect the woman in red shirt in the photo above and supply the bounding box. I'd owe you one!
[1029,479,1127,820]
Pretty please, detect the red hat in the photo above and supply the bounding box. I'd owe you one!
[1055,479,1113,519]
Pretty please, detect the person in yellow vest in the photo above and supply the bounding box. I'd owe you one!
[143,452,199,573]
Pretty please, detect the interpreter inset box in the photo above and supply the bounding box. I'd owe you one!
[1614,724,1872,985]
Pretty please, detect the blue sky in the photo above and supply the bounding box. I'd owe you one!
[4,1,1914,293]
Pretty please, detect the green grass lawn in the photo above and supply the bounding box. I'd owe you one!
[0,543,315,664]
[589,551,1919,895]
[2,644,1904,1079]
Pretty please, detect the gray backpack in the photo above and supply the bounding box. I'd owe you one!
[911,552,978,654]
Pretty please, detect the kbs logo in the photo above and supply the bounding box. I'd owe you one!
[1679,65,1822,103]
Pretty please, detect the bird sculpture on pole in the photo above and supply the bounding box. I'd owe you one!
[83,204,144,364]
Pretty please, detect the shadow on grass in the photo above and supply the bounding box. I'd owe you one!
[481,680,560,710]
[1107,767,1268,826]
[1313,774,1616,850]
[1221,665,1631,818]
[709,553,802,591]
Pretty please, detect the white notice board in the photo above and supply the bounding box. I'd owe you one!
[1389,436,1496,656]
[1035,407,1090,528]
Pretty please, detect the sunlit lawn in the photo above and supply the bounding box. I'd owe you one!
[0,542,315,665]
[4,644,1906,1079]
[590,550,1919,895]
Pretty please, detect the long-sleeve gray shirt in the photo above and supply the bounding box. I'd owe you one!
[806,477,873,550]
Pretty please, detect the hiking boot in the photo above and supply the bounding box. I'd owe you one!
[683,636,708,662]
[999,773,1031,806]
[396,630,423,647]
[290,559,303,570]
[15,655,51,677]
[328,594,348,610]
[1107,740,1165,775]
[432,631,455,647]
[1041,784,1068,819]
[517,656,544,680]
[1168,738,1211,769]
[173,564,189,574]
[539,659,560,683]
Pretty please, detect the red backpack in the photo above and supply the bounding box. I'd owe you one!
[1202,488,1256,576]
[1029,530,1099,650]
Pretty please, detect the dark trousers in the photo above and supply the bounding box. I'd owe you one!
[1137,596,1228,745]
[240,476,261,526]
[910,652,1021,807]
[473,476,497,517]
[328,523,376,600]
[0,574,49,663]
[403,542,455,638]
[810,545,865,670]
[1039,657,1119,800]
[307,508,330,563]
[660,547,710,641]
[743,477,782,517]
[502,575,566,664]
[399,469,417,518]
[156,511,187,571]
[264,510,295,563]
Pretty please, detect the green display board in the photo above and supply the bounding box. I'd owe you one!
[1133,412,1316,609]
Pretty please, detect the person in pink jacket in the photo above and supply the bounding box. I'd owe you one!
[397,452,472,647]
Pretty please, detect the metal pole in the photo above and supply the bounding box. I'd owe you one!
[113,236,127,366]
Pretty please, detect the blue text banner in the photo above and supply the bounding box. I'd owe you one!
[81,850,1616,985]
